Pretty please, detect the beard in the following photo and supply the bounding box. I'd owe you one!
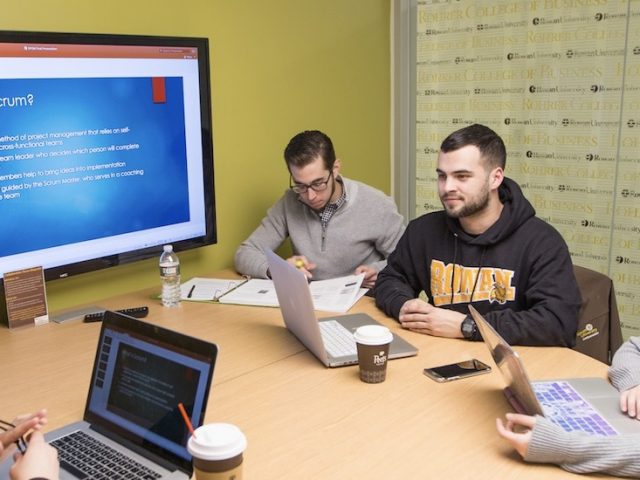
[441,180,490,218]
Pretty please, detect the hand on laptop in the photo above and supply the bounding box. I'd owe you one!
[286,255,316,280]
[398,299,465,338]
[354,265,377,289]
[495,413,535,458]
[620,384,640,420]
[9,431,59,480]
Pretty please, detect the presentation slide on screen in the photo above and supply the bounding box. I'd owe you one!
[0,75,190,257]
[88,328,210,459]
[106,343,199,446]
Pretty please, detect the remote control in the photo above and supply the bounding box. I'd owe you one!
[83,306,149,323]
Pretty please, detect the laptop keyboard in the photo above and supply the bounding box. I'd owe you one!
[51,430,163,480]
[319,320,357,358]
[533,381,618,436]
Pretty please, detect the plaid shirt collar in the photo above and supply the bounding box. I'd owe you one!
[318,177,346,228]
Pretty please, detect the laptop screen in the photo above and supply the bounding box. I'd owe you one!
[84,312,217,471]
[469,305,543,416]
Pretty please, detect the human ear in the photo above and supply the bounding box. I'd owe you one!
[333,158,342,175]
[490,167,504,189]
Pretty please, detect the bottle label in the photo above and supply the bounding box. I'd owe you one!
[161,266,180,276]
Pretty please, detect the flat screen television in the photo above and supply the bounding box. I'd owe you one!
[0,31,216,287]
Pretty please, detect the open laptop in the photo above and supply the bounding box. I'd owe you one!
[266,249,417,367]
[469,305,640,436]
[0,311,218,479]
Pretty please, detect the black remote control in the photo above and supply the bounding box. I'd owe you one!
[83,306,149,323]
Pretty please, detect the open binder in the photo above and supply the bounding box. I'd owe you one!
[179,274,367,313]
[179,276,251,302]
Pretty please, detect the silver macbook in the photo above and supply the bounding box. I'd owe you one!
[266,249,418,367]
[470,305,640,436]
[0,311,218,479]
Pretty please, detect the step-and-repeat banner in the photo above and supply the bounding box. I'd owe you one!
[416,0,640,338]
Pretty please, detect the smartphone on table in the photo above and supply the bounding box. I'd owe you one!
[423,358,491,382]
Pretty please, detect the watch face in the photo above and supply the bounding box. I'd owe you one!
[462,317,475,338]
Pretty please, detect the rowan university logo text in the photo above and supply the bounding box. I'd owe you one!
[430,260,516,306]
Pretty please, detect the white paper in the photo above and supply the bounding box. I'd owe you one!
[308,274,365,312]
[218,274,366,313]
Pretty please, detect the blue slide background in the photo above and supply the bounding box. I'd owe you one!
[0,77,190,256]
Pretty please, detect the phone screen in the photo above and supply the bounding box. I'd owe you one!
[423,359,491,382]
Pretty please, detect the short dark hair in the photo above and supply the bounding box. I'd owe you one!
[284,130,336,171]
[440,124,506,170]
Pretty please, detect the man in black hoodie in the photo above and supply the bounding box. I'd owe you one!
[374,124,581,346]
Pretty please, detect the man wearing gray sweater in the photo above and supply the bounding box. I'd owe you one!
[234,130,405,288]
[497,336,640,477]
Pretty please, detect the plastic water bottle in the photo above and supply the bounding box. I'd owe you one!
[159,244,181,307]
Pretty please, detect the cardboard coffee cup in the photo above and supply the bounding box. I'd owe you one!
[187,423,247,480]
[353,325,393,383]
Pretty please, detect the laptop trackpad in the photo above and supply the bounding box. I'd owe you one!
[587,396,640,434]
[565,378,640,435]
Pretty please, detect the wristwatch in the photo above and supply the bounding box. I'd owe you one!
[461,314,478,340]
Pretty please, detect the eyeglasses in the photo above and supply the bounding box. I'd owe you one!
[289,171,333,194]
[0,420,27,454]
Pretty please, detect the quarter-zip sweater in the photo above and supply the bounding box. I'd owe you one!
[374,177,581,346]
[234,177,405,280]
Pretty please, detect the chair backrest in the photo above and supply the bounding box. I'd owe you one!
[572,265,623,365]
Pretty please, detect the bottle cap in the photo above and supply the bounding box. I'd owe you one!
[163,244,173,252]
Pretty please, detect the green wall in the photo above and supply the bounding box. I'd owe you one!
[1,0,391,312]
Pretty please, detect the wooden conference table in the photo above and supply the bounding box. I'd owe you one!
[0,277,613,479]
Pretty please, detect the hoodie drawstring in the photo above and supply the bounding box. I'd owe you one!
[469,248,486,305]
[450,233,486,308]
[450,234,458,306]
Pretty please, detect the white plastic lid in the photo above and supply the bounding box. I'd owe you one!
[353,325,393,346]
[163,244,173,252]
[187,423,247,461]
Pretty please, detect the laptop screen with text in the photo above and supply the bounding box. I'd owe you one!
[84,314,216,465]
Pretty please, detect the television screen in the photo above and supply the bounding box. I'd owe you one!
[0,31,216,284]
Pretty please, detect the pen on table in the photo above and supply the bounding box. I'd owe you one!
[187,285,196,298]
[177,402,197,438]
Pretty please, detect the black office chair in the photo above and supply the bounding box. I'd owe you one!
[572,265,623,365]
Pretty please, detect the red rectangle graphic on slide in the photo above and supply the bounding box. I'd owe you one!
[152,77,166,103]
